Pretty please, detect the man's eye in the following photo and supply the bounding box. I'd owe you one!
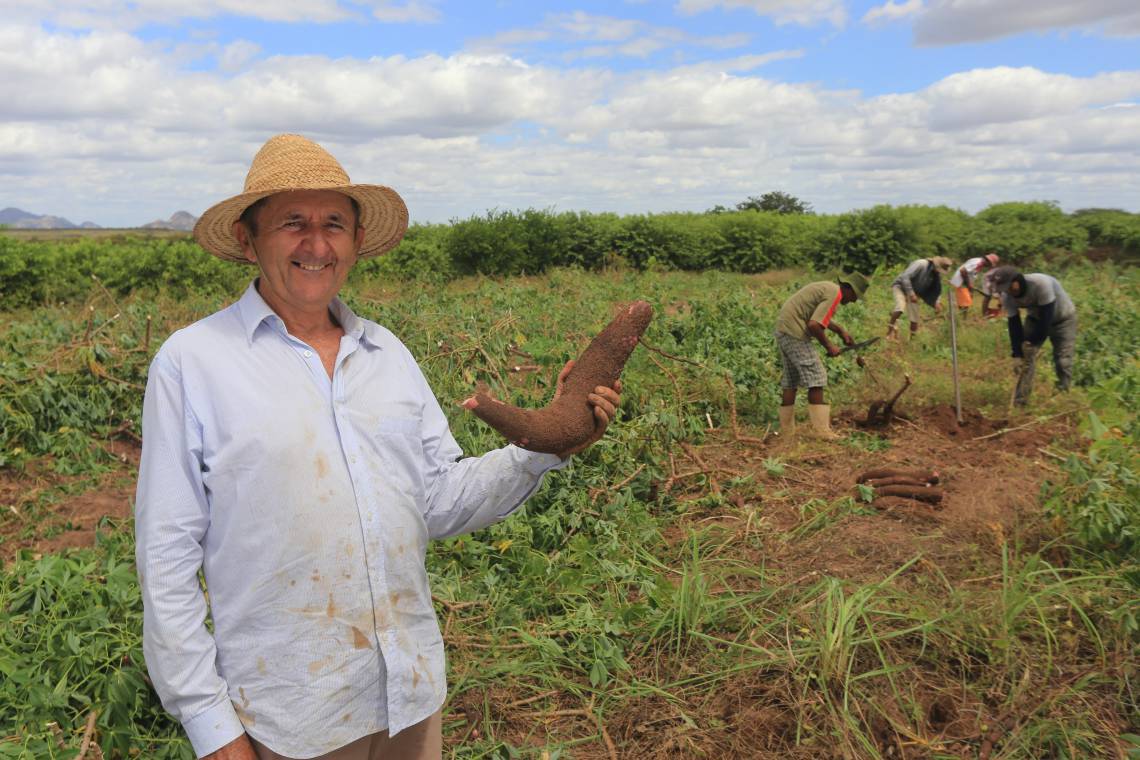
[282,220,303,230]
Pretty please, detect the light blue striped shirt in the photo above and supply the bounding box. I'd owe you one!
[135,282,564,758]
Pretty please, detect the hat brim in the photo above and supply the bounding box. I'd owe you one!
[193,184,409,263]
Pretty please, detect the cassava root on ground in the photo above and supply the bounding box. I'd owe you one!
[856,468,940,485]
[465,301,653,454]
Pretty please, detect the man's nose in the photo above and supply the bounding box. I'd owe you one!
[301,224,335,255]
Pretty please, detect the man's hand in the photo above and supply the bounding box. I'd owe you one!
[552,360,622,459]
[841,332,856,347]
[825,344,842,358]
[908,293,918,304]
[202,735,257,760]
[934,300,944,314]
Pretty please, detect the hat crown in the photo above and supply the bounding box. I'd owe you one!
[840,271,870,298]
[243,134,350,194]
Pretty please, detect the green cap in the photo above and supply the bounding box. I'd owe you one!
[839,271,870,299]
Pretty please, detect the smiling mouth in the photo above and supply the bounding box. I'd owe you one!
[294,262,330,272]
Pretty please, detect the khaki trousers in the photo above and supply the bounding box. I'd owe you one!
[251,710,442,760]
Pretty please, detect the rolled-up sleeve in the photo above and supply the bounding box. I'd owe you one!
[135,351,244,758]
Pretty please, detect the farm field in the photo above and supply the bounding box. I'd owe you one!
[1,252,1138,758]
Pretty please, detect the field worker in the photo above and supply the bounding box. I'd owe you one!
[988,265,1078,406]
[134,134,621,760]
[886,256,951,339]
[949,252,1000,316]
[774,272,870,441]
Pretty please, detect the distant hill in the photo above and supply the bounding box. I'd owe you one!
[0,206,100,229]
[141,211,197,231]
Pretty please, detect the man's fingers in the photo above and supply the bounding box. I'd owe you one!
[588,392,617,423]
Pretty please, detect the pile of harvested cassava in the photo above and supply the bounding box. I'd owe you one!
[466,301,653,454]
[855,467,943,504]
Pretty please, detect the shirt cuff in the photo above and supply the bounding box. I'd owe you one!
[510,445,570,477]
[183,700,245,758]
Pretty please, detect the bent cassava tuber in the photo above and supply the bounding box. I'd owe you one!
[465,301,653,454]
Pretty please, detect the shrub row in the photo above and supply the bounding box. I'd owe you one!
[5,202,1135,308]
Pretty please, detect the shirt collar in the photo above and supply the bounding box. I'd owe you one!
[236,280,383,349]
[329,296,384,349]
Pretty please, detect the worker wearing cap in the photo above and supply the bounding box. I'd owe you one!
[949,253,1000,316]
[886,256,951,339]
[988,266,1078,406]
[773,272,870,440]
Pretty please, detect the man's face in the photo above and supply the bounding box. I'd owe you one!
[840,283,857,304]
[233,190,364,321]
[1008,279,1023,297]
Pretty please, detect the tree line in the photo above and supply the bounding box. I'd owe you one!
[2,201,1137,308]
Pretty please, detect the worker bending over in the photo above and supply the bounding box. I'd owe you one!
[887,256,950,339]
[989,266,1078,406]
[774,272,870,440]
[949,253,1000,316]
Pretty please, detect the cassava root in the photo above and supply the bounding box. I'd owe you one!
[856,468,940,485]
[465,301,653,454]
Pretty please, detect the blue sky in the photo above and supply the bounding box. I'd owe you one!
[4,1,1140,226]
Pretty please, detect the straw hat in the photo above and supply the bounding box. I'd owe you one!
[193,134,408,263]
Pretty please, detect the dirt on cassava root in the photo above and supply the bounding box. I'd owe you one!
[467,301,653,454]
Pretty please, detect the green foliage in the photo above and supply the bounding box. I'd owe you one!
[968,201,1088,262]
[355,223,454,283]
[817,205,921,273]
[735,191,813,215]
[1071,208,1140,254]
[1045,360,1140,590]
[0,527,190,759]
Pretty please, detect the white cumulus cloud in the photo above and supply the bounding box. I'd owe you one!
[2,24,1138,226]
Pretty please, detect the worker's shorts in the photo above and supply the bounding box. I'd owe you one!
[775,332,827,389]
[955,286,972,308]
[891,286,921,323]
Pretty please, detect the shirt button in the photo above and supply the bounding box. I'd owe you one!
[303,350,313,358]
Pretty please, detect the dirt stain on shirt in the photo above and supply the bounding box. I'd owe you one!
[351,626,372,650]
[234,687,256,726]
[315,453,330,479]
[326,593,337,618]
[256,657,267,675]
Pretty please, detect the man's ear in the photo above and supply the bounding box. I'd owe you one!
[355,224,365,255]
[233,221,258,264]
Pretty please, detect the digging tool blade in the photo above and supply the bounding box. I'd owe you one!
[839,337,880,355]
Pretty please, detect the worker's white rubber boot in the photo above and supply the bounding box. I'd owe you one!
[778,405,796,440]
[807,404,842,441]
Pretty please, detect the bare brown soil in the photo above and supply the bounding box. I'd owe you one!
[0,441,139,561]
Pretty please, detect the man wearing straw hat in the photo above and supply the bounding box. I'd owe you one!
[135,134,621,760]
